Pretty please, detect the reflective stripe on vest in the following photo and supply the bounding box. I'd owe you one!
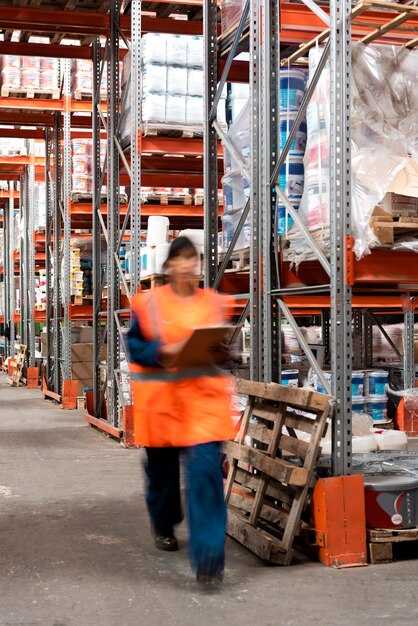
[130,365,221,383]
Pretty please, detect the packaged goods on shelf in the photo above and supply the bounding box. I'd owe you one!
[34,182,46,231]
[0,138,26,156]
[286,43,418,266]
[71,60,117,99]
[0,228,3,264]
[220,0,247,34]
[120,36,225,142]
[0,54,58,94]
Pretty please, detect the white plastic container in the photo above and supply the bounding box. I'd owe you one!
[140,246,156,277]
[155,242,170,274]
[178,229,205,247]
[147,216,169,247]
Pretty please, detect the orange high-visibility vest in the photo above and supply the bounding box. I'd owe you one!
[129,284,235,447]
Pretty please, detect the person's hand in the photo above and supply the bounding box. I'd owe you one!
[210,341,233,364]
[159,340,187,368]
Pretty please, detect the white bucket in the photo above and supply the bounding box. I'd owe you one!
[155,242,170,274]
[1,67,21,88]
[21,68,40,90]
[147,216,169,247]
[141,246,156,277]
[178,229,205,247]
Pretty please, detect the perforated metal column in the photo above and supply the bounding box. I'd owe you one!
[403,296,415,390]
[130,0,142,297]
[62,61,72,381]
[330,0,352,476]
[261,0,280,383]
[203,0,219,288]
[107,0,121,425]
[92,38,104,417]
[53,113,62,395]
[8,184,15,354]
[20,172,28,350]
[249,0,262,381]
[45,128,54,387]
[28,144,36,367]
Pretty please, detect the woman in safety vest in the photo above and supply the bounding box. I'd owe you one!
[127,236,234,584]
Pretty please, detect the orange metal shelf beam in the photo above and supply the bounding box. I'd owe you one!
[0,7,202,37]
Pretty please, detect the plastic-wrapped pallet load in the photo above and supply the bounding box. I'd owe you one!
[220,0,247,34]
[287,43,418,267]
[0,55,22,91]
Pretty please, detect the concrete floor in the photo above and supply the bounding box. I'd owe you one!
[2,375,418,626]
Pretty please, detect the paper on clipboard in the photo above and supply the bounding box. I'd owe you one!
[170,325,235,368]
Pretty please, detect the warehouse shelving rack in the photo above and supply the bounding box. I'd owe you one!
[85,0,228,434]
[204,0,418,476]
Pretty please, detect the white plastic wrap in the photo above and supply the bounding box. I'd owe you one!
[187,36,203,69]
[142,63,167,95]
[166,35,188,67]
[288,43,418,265]
[187,68,203,97]
[185,96,203,125]
[142,94,166,123]
[165,95,186,125]
[167,66,188,96]
[142,33,167,66]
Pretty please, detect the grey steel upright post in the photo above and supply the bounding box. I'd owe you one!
[27,143,36,367]
[107,0,122,426]
[249,0,262,381]
[402,294,415,389]
[62,60,72,382]
[3,195,10,357]
[130,0,142,299]
[261,0,280,383]
[8,182,15,354]
[92,38,103,417]
[330,0,353,476]
[53,113,62,395]
[45,128,54,387]
[20,171,28,350]
[203,0,219,288]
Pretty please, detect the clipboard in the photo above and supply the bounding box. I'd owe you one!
[170,325,235,368]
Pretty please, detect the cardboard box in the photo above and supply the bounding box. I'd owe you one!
[72,360,94,380]
[71,343,106,363]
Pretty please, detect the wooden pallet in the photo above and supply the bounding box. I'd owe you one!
[1,86,60,99]
[368,527,418,564]
[141,123,203,139]
[370,215,418,247]
[72,90,107,101]
[141,192,193,206]
[8,345,27,387]
[224,379,331,565]
[139,274,166,291]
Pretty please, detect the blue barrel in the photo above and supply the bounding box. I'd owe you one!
[365,371,389,396]
[279,157,304,196]
[281,369,299,388]
[280,68,307,109]
[279,112,307,155]
[365,396,388,422]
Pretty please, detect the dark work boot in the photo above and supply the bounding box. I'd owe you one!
[154,527,179,552]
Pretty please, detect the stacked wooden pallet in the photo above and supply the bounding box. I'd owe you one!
[8,345,27,387]
[368,527,418,564]
[370,214,418,247]
[225,379,331,565]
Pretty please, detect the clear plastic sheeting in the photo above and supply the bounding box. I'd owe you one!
[286,43,418,265]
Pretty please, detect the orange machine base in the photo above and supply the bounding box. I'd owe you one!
[311,475,368,568]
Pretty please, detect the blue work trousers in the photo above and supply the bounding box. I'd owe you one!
[145,442,226,577]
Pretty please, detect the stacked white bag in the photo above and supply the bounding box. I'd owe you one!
[120,34,226,133]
